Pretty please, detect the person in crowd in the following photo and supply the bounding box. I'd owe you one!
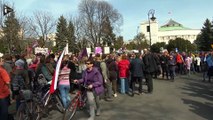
[15,54,30,84]
[74,59,104,120]
[185,54,192,76]
[58,55,71,109]
[2,55,14,102]
[130,53,144,96]
[160,50,169,79]
[35,55,52,82]
[106,54,118,97]
[48,53,57,68]
[194,54,201,72]
[118,54,130,94]
[143,49,157,94]
[206,51,213,82]
[68,55,79,93]
[45,55,55,76]
[88,53,93,61]
[12,54,30,110]
[100,54,113,101]
[0,57,11,120]
[201,52,209,82]
[93,54,112,101]
[153,53,161,79]
[2,54,13,77]
[28,57,38,72]
[76,56,87,78]
[128,53,134,94]
[176,52,184,75]
[168,55,176,80]
[189,53,195,74]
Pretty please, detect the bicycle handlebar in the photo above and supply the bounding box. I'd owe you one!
[71,82,89,89]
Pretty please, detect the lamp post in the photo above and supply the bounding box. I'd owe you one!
[147,9,156,49]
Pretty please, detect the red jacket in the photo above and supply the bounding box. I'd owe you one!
[0,67,10,99]
[118,59,130,78]
[176,54,183,63]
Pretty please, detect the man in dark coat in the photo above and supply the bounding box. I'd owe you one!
[143,49,157,94]
[160,51,169,79]
[130,53,144,96]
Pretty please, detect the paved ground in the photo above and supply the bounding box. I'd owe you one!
[10,73,213,120]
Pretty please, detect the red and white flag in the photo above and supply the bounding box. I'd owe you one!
[32,40,39,48]
[50,49,65,94]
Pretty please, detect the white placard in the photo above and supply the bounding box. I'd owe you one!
[104,47,110,54]
[86,48,91,56]
[35,47,48,55]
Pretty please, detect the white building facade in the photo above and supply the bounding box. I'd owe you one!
[140,19,201,44]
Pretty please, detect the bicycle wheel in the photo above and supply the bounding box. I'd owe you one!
[33,102,42,120]
[55,94,65,113]
[16,101,40,120]
[43,90,51,107]
[16,103,27,120]
[63,96,79,120]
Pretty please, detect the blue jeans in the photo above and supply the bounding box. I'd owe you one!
[58,84,70,109]
[120,78,129,94]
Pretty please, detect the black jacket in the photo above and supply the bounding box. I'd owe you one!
[143,53,158,74]
[130,58,144,78]
[105,58,118,80]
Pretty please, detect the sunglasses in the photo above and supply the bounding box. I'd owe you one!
[86,62,91,65]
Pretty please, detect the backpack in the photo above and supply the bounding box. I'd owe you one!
[11,74,25,91]
[37,73,48,86]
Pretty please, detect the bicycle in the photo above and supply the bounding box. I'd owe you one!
[33,83,65,119]
[16,89,40,120]
[16,76,65,120]
[63,83,88,120]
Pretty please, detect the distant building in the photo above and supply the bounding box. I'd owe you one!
[47,33,56,46]
[140,19,201,44]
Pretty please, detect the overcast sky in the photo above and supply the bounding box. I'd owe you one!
[8,0,213,40]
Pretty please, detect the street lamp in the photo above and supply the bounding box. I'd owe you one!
[147,9,156,48]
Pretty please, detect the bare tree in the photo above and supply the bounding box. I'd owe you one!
[30,11,56,47]
[17,12,36,40]
[72,16,91,51]
[78,0,123,48]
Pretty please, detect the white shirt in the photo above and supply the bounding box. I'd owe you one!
[195,57,201,66]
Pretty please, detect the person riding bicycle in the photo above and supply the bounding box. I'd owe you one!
[58,55,71,109]
[74,59,104,120]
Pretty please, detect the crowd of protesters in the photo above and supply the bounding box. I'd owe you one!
[0,49,213,120]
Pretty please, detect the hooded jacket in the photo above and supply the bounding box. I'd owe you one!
[118,59,130,78]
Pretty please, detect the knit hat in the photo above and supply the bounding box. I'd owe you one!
[15,59,25,69]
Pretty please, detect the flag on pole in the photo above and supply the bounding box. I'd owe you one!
[50,49,65,94]
[3,4,13,16]
[78,48,88,60]
[32,40,39,48]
